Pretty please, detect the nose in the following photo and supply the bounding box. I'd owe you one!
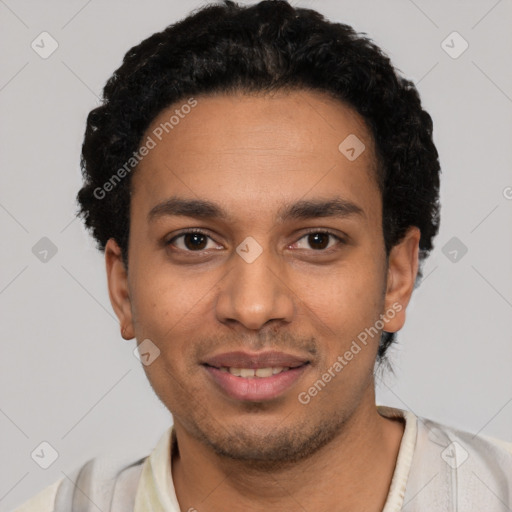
[215,240,295,331]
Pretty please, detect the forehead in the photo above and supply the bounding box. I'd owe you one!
[131,89,381,226]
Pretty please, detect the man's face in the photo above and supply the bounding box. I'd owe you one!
[108,90,412,463]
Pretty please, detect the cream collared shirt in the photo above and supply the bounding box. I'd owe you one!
[13,406,512,511]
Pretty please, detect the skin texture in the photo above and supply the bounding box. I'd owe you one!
[106,89,420,511]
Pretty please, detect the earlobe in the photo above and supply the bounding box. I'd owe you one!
[105,238,135,340]
[383,226,420,333]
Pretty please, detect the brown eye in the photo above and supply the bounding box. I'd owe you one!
[182,233,208,250]
[307,232,330,250]
[293,231,344,251]
[167,230,219,251]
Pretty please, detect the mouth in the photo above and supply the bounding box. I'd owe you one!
[202,351,311,401]
[204,365,304,378]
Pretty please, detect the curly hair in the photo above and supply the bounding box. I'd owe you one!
[77,0,441,361]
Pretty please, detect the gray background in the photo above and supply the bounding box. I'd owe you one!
[1,0,511,509]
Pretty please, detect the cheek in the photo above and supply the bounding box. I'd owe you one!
[299,259,386,374]
[130,272,185,346]
[131,255,202,315]
[130,268,218,364]
[131,274,208,401]
[299,255,384,321]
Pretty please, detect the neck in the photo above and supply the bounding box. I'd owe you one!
[171,398,405,512]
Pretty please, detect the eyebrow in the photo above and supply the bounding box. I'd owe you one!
[147,195,365,223]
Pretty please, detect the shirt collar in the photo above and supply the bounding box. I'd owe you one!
[378,405,418,511]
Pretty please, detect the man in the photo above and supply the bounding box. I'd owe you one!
[14,0,512,511]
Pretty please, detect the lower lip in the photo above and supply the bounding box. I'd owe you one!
[204,365,309,402]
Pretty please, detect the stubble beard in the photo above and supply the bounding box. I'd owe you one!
[177,404,349,471]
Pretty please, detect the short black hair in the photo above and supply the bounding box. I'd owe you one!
[76,0,441,361]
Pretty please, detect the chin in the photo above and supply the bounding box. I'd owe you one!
[195,413,345,466]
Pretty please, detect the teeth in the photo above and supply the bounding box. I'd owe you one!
[255,367,273,378]
[224,366,289,378]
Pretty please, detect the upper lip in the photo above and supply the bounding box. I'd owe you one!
[202,350,310,369]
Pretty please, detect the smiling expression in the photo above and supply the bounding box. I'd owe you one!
[105,89,418,463]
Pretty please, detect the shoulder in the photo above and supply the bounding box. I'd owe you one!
[11,455,147,512]
[405,415,512,509]
[11,477,64,512]
[418,415,512,463]
[479,432,512,455]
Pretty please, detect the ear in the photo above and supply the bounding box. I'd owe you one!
[382,226,420,333]
[105,238,134,340]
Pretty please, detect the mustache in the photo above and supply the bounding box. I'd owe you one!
[193,331,318,360]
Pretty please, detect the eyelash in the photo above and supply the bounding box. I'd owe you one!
[165,228,346,253]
